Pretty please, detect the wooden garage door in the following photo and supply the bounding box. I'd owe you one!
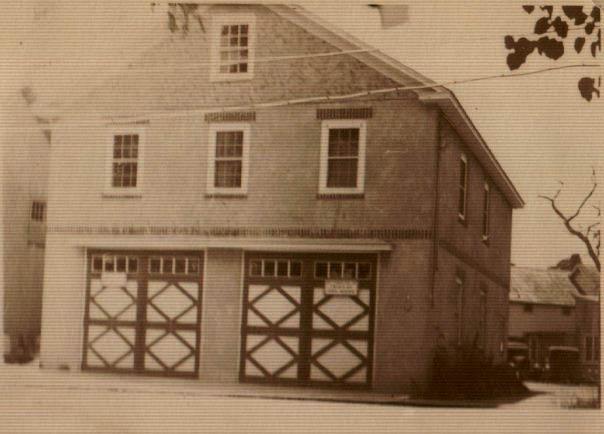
[82,251,203,377]
[240,253,376,389]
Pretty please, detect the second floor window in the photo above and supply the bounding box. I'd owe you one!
[207,124,250,195]
[112,134,139,188]
[455,274,465,345]
[31,201,45,221]
[482,182,490,241]
[319,120,367,195]
[458,153,468,221]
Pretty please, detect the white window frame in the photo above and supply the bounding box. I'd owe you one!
[455,275,464,346]
[458,153,468,220]
[207,123,251,195]
[482,181,490,241]
[319,119,367,195]
[105,128,145,196]
[210,13,256,82]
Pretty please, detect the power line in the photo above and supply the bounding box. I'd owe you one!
[45,62,598,125]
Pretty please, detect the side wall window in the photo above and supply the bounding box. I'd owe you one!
[482,182,490,241]
[458,153,468,221]
[31,201,46,221]
[455,273,465,345]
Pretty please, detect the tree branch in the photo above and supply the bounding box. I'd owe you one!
[567,168,598,222]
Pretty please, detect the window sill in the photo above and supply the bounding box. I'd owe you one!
[210,72,254,83]
[102,191,142,199]
[205,193,247,199]
[317,193,365,200]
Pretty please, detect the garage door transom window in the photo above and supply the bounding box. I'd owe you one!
[149,256,200,275]
[91,254,139,273]
[249,259,302,278]
[314,261,371,280]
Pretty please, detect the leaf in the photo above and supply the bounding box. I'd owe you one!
[522,5,535,14]
[562,5,587,25]
[541,6,553,17]
[585,21,595,35]
[591,6,600,23]
[552,16,568,38]
[534,16,551,34]
[536,36,564,60]
[575,37,586,53]
[591,40,600,57]
[504,35,515,49]
[578,77,599,102]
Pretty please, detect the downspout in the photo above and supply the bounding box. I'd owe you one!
[430,113,443,308]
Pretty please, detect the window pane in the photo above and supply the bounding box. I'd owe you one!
[277,261,288,277]
[92,256,103,272]
[162,257,174,273]
[150,258,161,273]
[327,159,358,188]
[215,160,242,188]
[329,262,342,279]
[344,263,357,279]
[358,263,371,279]
[315,262,328,278]
[128,257,138,273]
[250,260,262,276]
[175,258,186,273]
[104,256,115,272]
[263,260,275,276]
[328,128,359,157]
[187,258,199,274]
[290,261,302,277]
[116,256,127,272]
[458,187,466,216]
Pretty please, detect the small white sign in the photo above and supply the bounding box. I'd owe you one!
[324,279,358,296]
[101,271,127,287]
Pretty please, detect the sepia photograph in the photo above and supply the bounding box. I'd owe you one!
[0,0,601,432]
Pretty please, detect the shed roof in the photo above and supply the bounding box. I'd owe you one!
[509,267,579,307]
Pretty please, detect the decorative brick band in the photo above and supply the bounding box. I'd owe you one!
[316,107,373,120]
[47,225,431,240]
[204,111,256,122]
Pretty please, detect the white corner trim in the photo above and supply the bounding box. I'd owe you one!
[206,123,251,196]
[318,119,367,195]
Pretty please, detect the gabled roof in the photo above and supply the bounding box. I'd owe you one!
[269,5,524,209]
[509,266,579,307]
[53,3,524,208]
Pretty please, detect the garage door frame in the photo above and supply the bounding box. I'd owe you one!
[239,252,377,389]
[81,249,204,378]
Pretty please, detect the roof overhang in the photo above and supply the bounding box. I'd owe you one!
[273,4,524,210]
[76,236,393,253]
[421,91,524,208]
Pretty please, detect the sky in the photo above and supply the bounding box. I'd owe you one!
[1,0,602,269]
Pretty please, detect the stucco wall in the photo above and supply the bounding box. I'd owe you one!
[372,241,433,392]
[49,98,437,233]
[431,247,508,364]
[199,249,243,382]
[508,302,576,338]
[437,120,513,288]
[39,235,87,369]
[2,93,49,343]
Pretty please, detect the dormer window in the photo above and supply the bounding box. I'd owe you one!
[211,14,255,81]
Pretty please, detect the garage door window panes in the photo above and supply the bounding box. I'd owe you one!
[249,259,302,278]
[314,261,371,280]
[149,256,200,275]
[91,254,138,274]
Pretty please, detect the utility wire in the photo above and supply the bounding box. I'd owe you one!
[38,62,596,125]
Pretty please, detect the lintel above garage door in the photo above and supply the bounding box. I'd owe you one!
[76,237,393,252]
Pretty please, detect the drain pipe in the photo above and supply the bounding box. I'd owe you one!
[430,114,444,308]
